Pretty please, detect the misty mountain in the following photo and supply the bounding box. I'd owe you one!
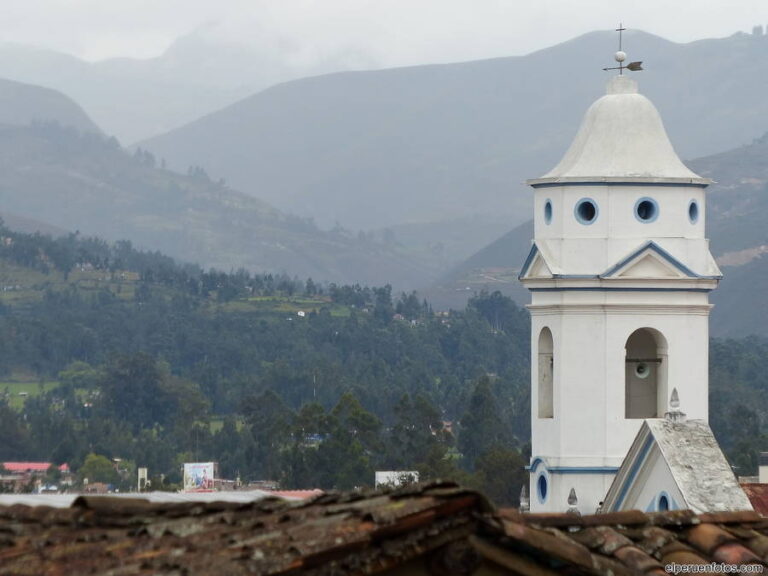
[0,27,377,144]
[138,29,768,250]
[428,131,768,337]
[0,122,443,288]
[0,77,99,134]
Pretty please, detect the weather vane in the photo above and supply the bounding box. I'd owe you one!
[602,23,643,75]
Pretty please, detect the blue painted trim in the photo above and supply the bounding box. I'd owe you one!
[544,199,553,225]
[530,181,709,189]
[529,287,714,293]
[688,199,699,224]
[600,241,721,280]
[549,467,620,474]
[518,243,540,280]
[574,197,599,225]
[526,457,619,475]
[614,434,654,510]
[537,474,548,504]
[634,197,659,223]
[551,274,597,279]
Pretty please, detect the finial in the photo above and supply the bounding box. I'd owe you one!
[519,485,530,513]
[665,388,686,422]
[603,24,643,75]
[670,388,680,410]
[567,488,581,515]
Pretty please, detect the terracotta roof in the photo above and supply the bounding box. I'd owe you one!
[266,489,324,500]
[0,482,766,575]
[743,484,768,515]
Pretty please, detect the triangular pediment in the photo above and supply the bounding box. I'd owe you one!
[613,251,686,279]
[519,243,553,280]
[527,252,553,279]
[601,242,697,279]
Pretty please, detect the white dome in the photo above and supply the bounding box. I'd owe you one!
[529,76,709,185]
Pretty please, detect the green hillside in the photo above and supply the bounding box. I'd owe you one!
[0,224,534,502]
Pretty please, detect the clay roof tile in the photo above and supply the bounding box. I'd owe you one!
[686,523,738,556]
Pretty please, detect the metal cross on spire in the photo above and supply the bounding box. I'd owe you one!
[602,23,643,75]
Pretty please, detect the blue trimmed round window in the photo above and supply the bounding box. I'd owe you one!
[688,200,699,224]
[574,198,598,225]
[544,200,553,225]
[537,474,548,503]
[634,197,659,223]
[658,494,670,511]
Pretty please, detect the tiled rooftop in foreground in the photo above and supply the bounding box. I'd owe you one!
[0,481,765,575]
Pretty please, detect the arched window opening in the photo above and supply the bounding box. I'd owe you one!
[625,328,668,419]
[538,327,554,418]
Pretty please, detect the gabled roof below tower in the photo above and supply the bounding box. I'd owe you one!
[602,418,753,514]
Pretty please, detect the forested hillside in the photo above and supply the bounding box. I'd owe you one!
[0,224,530,504]
[0,226,763,503]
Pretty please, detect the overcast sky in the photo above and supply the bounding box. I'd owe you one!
[2,1,767,66]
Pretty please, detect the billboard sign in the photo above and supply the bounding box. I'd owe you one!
[183,462,215,492]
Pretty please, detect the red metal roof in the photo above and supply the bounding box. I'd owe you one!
[2,462,69,473]
[742,483,768,515]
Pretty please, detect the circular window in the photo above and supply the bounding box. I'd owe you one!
[688,200,699,224]
[658,494,670,511]
[635,362,651,379]
[537,474,548,503]
[544,200,553,225]
[574,198,598,225]
[634,197,659,223]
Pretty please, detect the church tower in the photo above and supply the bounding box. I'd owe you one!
[520,46,721,514]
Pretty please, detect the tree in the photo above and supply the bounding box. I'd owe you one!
[98,354,173,432]
[241,390,294,481]
[471,446,527,507]
[459,376,512,469]
[78,453,119,485]
[315,393,382,489]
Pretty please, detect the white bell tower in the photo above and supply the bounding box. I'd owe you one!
[521,44,721,514]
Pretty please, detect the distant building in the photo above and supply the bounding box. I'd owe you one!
[0,462,72,493]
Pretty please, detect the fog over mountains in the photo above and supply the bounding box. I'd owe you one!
[0,28,374,144]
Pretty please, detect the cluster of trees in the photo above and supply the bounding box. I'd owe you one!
[0,226,531,504]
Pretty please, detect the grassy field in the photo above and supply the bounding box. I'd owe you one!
[0,259,143,306]
[207,417,246,433]
[1,380,60,409]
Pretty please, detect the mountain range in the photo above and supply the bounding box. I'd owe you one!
[137,28,768,249]
[0,79,448,287]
